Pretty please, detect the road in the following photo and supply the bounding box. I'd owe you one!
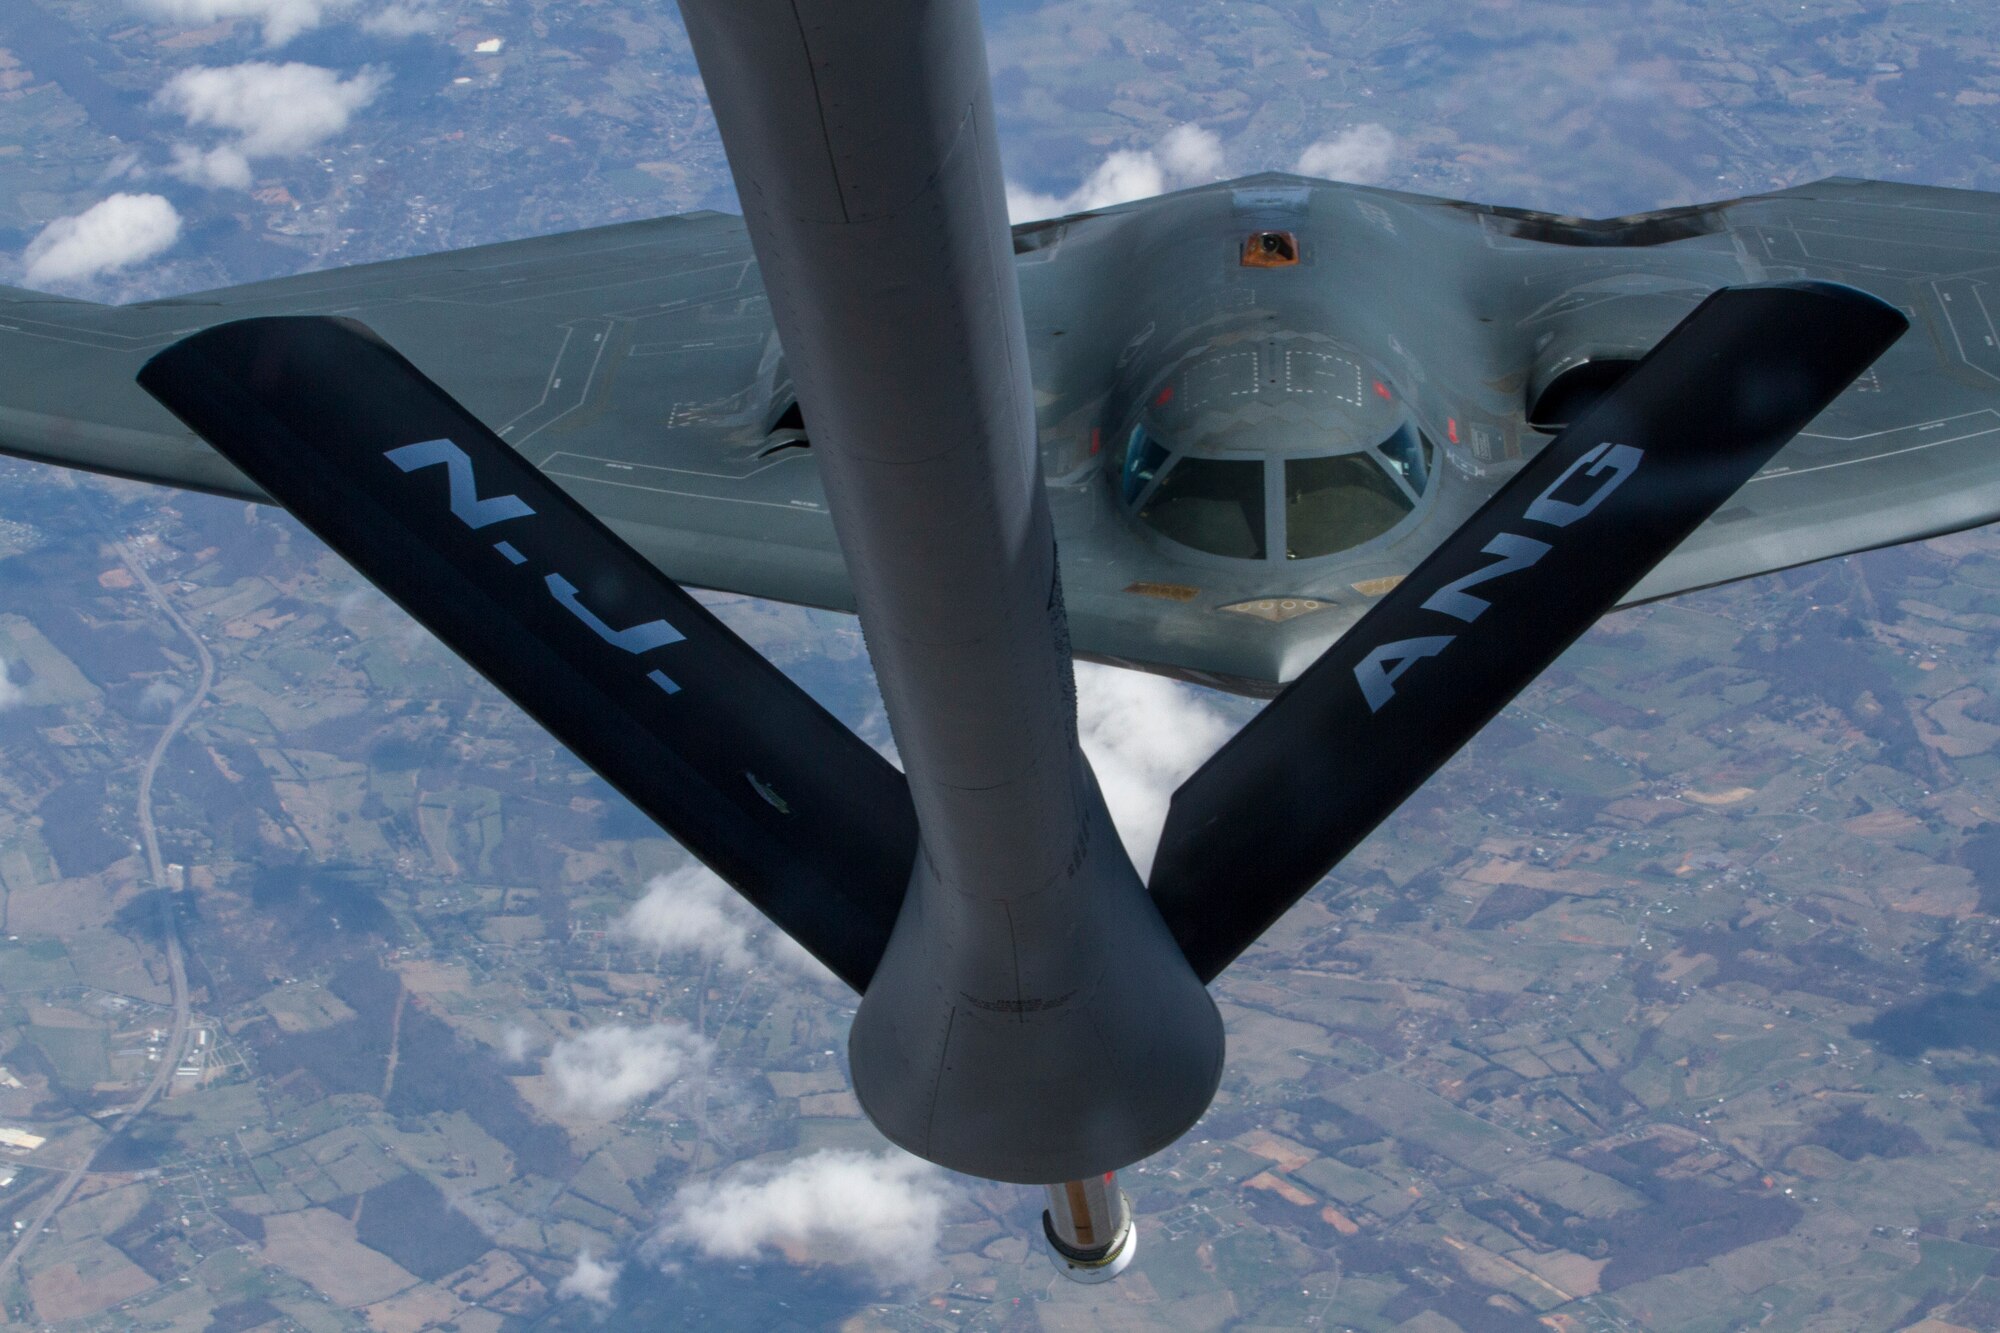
[0,540,212,1291]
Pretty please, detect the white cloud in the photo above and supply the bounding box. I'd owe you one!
[1296,124,1398,183]
[760,928,836,983]
[168,144,253,190]
[617,865,836,983]
[23,194,182,286]
[333,585,378,619]
[655,1150,953,1282]
[617,866,757,971]
[556,1248,622,1306]
[545,1023,711,1119]
[96,151,142,186]
[1003,184,1067,224]
[133,0,362,46]
[0,661,20,711]
[360,3,439,36]
[1076,662,1238,876]
[142,679,183,708]
[497,1023,537,1063]
[155,62,389,189]
[1157,123,1226,180]
[1008,124,1227,222]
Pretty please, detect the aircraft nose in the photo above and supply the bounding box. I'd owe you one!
[1112,334,1434,563]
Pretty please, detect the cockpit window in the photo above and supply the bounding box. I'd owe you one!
[1284,453,1413,559]
[1139,457,1267,559]
[1377,424,1432,494]
[1121,427,1170,506]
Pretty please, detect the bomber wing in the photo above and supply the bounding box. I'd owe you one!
[8,177,2000,695]
[0,210,865,616]
[1616,178,2000,602]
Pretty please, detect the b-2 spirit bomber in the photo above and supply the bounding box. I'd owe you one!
[13,0,2000,1281]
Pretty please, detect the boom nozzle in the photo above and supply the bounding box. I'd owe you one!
[1041,1173,1137,1283]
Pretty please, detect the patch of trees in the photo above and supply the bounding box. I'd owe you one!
[1960,824,2000,916]
[1468,1191,1583,1251]
[249,863,395,938]
[384,1000,574,1179]
[1576,1177,1802,1291]
[1298,1098,1385,1153]
[355,1173,490,1281]
[255,959,573,1180]
[106,1195,183,1281]
[1735,629,1926,775]
[1945,1280,2000,1333]
[35,772,129,877]
[157,734,283,864]
[111,888,179,945]
[1854,983,2000,1059]
[1467,883,1554,931]
[1241,1189,1351,1250]
[205,1299,285,1333]
[255,958,397,1096]
[0,535,169,684]
[214,1207,265,1243]
[174,500,287,584]
[1804,1105,1924,1160]
[92,1118,180,1173]
[1379,1259,1544,1332]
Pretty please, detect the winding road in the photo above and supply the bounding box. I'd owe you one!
[0,539,212,1291]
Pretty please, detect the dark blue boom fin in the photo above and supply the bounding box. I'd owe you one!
[1149,281,1908,982]
[138,316,916,991]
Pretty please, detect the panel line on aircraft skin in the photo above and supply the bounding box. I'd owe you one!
[629,333,766,357]
[1806,189,2000,224]
[1757,409,2000,480]
[436,235,744,278]
[599,278,761,324]
[540,449,817,486]
[497,318,618,444]
[1934,279,2000,382]
[484,252,749,285]
[1785,226,2000,275]
[236,219,736,287]
[1517,281,1719,326]
[496,324,577,437]
[540,459,828,514]
[0,314,199,353]
[234,248,752,314]
[0,235,746,346]
[433,258,755,310]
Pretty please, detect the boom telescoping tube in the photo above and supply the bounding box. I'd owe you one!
[676,0,1224,1192]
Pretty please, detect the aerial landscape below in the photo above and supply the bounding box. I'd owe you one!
[1,1,2000,1331]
